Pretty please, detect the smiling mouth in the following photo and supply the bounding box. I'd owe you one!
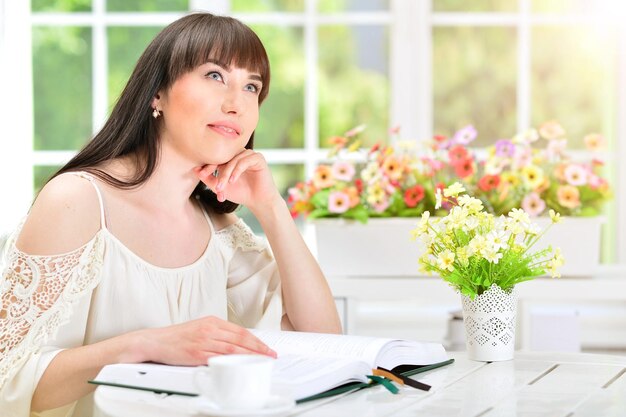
[208,124,240,136]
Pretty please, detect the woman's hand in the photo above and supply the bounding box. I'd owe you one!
[194,149,282,213]
[135,316,277,366]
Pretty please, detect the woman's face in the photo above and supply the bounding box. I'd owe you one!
[156,60,263,166]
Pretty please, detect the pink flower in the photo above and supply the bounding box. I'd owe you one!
[521,193,546,217]
[331,161,355,182]
[564,164,588,186]
[452,125,477,145]
[328,191,351,213]
[539,121,566,140]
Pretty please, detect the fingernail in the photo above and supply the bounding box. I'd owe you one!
[216,181,223,191]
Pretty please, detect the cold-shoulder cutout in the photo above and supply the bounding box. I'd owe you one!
[16,173,103,256]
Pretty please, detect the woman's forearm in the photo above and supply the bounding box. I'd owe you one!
[252,197,342,334]
[31,331,145,412]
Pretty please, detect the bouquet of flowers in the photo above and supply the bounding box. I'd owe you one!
[430,121,612,217]
[412,183,564,299]
[288,126,440,223]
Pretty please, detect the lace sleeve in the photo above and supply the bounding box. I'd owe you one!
[0,228,104,390]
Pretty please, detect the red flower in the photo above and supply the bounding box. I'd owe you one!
[355,178,364,193]
[454,157,475,178]
[404,185,425,208]
[448,145,469,165]
[478,175,501,192]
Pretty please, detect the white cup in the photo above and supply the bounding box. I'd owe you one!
[193,354,274,410]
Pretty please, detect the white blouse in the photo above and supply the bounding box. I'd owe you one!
[0,172,283,417]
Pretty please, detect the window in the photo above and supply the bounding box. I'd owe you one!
[2,0,624,263]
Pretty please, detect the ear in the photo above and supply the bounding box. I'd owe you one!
[151,93,161,109]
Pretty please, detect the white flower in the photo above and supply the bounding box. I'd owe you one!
[483,248,503,264]
[361,162,381,183]
[487,230,509,252]
[435,188,443,209]
[458,195,483,213]
[508,208,530,225]
[465,216,479,230]
[468,235,487,256]
[443,182,465,197]
[437,250,455,272]
[549,209,562,224]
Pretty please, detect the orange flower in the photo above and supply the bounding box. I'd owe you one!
[312,165,335,189]
[539,121,566,140]
[327,136,348,147]
[345,186,361,208]
[584,133,605,152]
[557,185,581,209]
[382,156,405,181]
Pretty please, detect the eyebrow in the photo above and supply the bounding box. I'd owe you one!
[206,59,263,83]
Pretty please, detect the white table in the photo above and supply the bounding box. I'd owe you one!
[94,351,626,417]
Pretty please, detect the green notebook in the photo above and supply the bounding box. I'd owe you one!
[90,329,453,403]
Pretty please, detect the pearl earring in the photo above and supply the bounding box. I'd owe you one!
[152,108,161,119]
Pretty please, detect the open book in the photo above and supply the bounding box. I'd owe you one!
[90,329,451,402]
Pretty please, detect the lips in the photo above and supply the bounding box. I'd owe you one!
[208,121,241,138]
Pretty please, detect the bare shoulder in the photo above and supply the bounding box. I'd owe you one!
[211,212,240,232]
[16,173,103,255]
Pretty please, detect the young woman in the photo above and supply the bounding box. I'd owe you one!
[0,12,341,416]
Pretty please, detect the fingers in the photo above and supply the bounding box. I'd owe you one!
[200,317,277,358]
[194,150,267,202]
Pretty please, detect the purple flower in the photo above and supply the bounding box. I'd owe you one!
[494,139,515,157]
[452,125,477,145]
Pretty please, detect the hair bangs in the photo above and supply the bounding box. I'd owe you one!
[167,14,270,103]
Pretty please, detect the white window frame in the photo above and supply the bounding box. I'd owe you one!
[2,0,625,264]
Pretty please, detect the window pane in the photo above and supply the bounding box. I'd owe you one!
[33,27,92,150]
[231,0,304,12]
[32,0,91,12]
[433,0,517,12]
[34,165,62,193]
[107,0,188,12]
[236,164,304,234]
[531,0,608,14]
[318,0,389,13]
[251,25,305,149]
[318,25,389,147]
[108,26,163,109]
[433,27,517,146]
[531,26,616,148]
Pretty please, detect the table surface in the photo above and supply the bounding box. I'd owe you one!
[94,351,626,417]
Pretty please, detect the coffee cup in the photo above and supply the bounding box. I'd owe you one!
[193,354,274,410]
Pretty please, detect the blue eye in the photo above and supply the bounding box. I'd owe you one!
[206,71,223,81]
[245,84,260,93]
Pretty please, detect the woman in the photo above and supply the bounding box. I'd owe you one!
[0,12,341,416]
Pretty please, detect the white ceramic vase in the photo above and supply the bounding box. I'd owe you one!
[461,284,516,362]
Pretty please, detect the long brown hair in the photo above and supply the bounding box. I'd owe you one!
[51,12,271,214]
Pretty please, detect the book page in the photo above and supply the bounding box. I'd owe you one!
[251,329,390,367]
[272,354,369,400]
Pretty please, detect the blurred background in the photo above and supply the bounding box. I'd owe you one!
[1,0,625,352]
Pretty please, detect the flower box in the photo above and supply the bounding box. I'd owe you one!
[314,216,603,278]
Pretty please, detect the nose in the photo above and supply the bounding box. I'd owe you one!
[221,86,243,115]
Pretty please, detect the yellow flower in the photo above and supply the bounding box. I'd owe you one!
[501,172,521,188]
[521,165,544,189]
